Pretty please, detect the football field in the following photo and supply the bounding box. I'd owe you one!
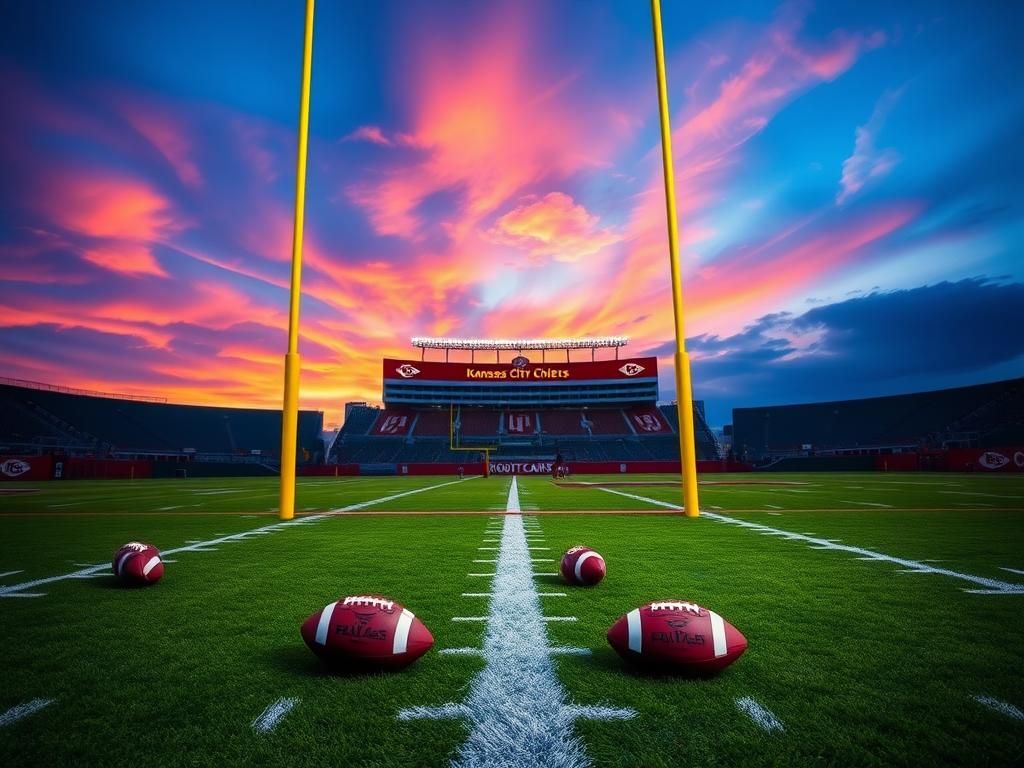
[1,473,1022,767]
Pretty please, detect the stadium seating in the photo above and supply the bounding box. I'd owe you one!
[732,377,1024,460]
[0,382,323,462]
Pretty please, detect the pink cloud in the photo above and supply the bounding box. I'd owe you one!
[837,89,903,205]
[487,192,622,262]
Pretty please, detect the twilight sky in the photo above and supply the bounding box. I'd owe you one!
[1,0,1022,427]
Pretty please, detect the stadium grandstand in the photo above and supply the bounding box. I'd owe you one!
[329,337,721,470]
[0,378,324,475]
[732,377,1024,467]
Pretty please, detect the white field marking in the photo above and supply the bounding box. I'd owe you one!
[708,505,723,510]
[844,486,865,490]
[473,559,497,563]
[939,491,1023,499]
[596,487,1024,594]
[535,572,560,576]
[529,547,551,550]
[400,476,635,765]
[156,506,183,511]
[252,697,299,733]
[478,547,499,551]
[468,573,496,577]
[440,647,591,657]
[766,512,783,516]
[0,593,46,598]
[764,504,783,509]
[973,695,1024,721]
[0,478,474,598]
[0,698,53,727]
[0,570,24,579]
[1000,567,1024,576]
[47,503,80,508]
[953,502,995,508]
[185,540,203,543]
[735,697,785,733]
[839,500,893,508]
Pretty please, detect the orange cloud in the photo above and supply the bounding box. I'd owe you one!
[82,242,168,278]
[487,192,622,262]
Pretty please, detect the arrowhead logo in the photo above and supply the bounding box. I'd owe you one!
[979,451,1010,470]
[618,363,645,376]
[395,364,421,378]
[0,459,30,477]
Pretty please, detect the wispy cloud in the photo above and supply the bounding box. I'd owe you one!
[838,89,903,205]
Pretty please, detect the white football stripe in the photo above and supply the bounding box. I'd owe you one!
[574,551,603,584]
[393,608,414,654]
[709,610,727,657]
[314,602,337,646]
[115,551,133,577]
[142,556,161,576]
[626,609,642,653]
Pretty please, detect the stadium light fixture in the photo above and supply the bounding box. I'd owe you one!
[411,337,628,350]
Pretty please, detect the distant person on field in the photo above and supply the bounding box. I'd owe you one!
[457,465,464,479]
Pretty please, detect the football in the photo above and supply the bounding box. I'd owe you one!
[112,541,164,585]
[300,595,433,669]
[607,600,747,674]
[560,545,606,586]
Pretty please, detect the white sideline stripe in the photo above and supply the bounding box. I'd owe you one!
[315,602,338,645]
[0,592,46,598]
[0,477,473,597]
[596,487,1024,594]
[393,609,414,654]
[402,476,634,764]
[252,697,299,733]
[735,697,785,732]
[839,500,893,508]
[0,698,53,727]
[0,570,24,579]
[1000,568,1024,576]
[973,695,1024,721]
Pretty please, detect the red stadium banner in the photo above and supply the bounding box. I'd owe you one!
[945,447,1024,472]
[383,357,657,383]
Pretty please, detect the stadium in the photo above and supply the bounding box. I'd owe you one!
[2,335,1023,766]
[2,1,1023,766]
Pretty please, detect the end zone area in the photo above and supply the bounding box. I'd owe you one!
[1,473,1022,766]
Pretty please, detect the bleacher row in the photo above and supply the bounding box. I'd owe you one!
[0,383,323,462]
[330,404,721,464]
[732,377,1024,461]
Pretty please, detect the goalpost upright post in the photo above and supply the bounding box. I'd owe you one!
[651,0,701,517]
[279,0,315,521]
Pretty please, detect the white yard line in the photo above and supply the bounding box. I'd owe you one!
[735,697,785,732]
[399,476,634,766]
[839,501,893,508]
[0,698,53,727]
[0,478,473,598]
[1000,567,1024,576]
[0,570,24,580]
[251,697,299,733]
[595,487,1024,595]
[973,695,1024,721]
[938,491,1023,499]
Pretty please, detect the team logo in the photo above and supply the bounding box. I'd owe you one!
[979,452,1010,470]
[619,363,645,376]
[0,459,30,477]
[633,413,663,432]
[379,415,408,434]
[395,364,421,378]
[511,355,529,368]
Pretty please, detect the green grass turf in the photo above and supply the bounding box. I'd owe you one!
[1,473,1022,766]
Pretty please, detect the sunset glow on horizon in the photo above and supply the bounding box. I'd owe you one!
[1,0,1022,426]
